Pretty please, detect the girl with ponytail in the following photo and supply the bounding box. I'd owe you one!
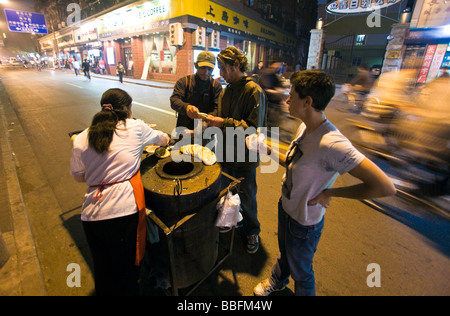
[70,88,169,295]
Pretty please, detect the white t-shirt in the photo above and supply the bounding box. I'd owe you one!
[70,119,167,222]
[281,120,365,226]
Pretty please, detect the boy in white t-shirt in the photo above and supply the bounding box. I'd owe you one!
[254,70,396,296]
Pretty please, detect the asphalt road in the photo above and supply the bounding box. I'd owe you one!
[0,67,449,296]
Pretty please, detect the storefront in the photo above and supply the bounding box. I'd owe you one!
[402,26,450,82]
[96,0,296,81]
[38,18,104,69]
[401,0,450,82]
[40,0,296,82]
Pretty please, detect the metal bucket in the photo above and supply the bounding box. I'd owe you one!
[141,154,221,289]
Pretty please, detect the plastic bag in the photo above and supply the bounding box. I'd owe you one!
[246,133,270,155]
[215,191,242,231]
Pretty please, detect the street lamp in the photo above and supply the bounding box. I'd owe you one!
[316,18,324,30]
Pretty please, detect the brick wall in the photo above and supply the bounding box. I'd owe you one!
[131,37,144,79]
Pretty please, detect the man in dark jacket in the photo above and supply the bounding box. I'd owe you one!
[206,47,268,254]
[170,51,222,134]
[82,59,91,80]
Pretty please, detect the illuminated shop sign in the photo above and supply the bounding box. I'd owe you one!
[198,1,296,47]
[138,0,168,19]
[97,0,294,47]
[417,44,437,83]
[100,0,169,34]
[326,0,402,14]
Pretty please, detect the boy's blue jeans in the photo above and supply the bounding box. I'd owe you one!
[270,199,324,296]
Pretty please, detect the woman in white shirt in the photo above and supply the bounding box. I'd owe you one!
[70,88,169,295]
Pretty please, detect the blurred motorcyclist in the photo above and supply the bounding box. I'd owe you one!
[439,66,449,78]
[260,60,284,102]
[349,64,373,94]
[351,68,450,196]
[259,60,292,141]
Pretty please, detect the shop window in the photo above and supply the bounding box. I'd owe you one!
[144,33,175,75]
[355,34,366,46]
[123,47,133,77]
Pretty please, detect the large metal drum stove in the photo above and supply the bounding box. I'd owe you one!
[141,153,239,295]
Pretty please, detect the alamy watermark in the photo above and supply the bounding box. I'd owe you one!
[66,263,81,288]
[170,120,280,174]
[367,9,382,28]
[66,3,81,26]
[66,262,382,289]
[366,263,381,288]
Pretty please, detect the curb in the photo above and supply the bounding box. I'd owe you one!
[0,85,47,295]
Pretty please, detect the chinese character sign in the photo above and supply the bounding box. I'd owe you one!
[426,44,448,82]
[327,0,401,14]
[417,45,437,83]
[4,9,48,34]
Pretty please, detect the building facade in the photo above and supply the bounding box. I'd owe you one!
[400,0,450,82]
[38,0,303,82]
[317,0,410,83]
[315,0,449,83]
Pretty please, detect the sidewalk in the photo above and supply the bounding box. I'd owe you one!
[57,67,176,89]
[0,84,47,295]
[92,73,176,89]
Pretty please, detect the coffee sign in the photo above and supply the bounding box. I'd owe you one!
[327,0,402,14]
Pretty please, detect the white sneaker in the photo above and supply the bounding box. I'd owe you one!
[254,278,286,296]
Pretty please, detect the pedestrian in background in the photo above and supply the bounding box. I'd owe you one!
[73,60,80,76]
[70,88,170,295]
[117,61,125,83]
[99,58,106,75]
[253,70,396,296]
[206,47,267,254]
[82,59,91,80]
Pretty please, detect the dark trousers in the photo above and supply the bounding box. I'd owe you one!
[118,71,123,83]
[82,213,139,296]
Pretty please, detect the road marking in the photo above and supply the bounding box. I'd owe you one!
[132,101,175,117]
[267,139,290,151]
[66,83,83,89]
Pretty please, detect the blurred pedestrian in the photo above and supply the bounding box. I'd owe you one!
[206,46,268,254]
[73,60,80,76]
[82,59,91,80]
[117,61,125,83]
[253,70,396,296]
[252,61,264,78]
[70,88,170,295]
[99,58,106,75]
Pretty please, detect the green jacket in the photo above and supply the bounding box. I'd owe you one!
[217,76,267,170]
